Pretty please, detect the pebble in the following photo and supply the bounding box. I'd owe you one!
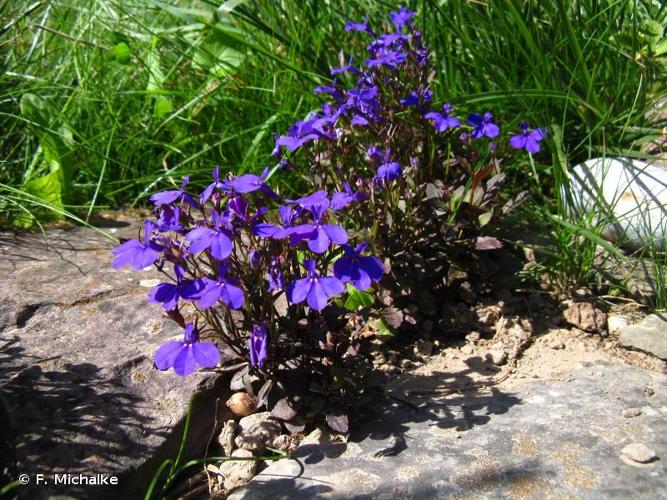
[219,449,257,491]
[485,350,507,366]
[219,420,239,456]
[461,345,474,355]
[621,443,657,464]
[622,408,642,418]
[235,431,265,453]
[608,315,629,334]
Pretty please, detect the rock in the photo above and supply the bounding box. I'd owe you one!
[272,434,302,453]
[413,339,433,358]
[238,412,282,443]
[461,345,474,355]
[608,315,630,334]
[0,224,232,499]
[235,432,265,454]
[485,350,507,366]
[400,359,415,369]
[220,448,257,491]
[231,363,667,499]
[622,408,642,418]
[565,157,667,248]
[619,314,667,360]
[219,420,240,456]
[465,331,481,343]
[621,443,657,464]
[227,392,259,417]
[563,302,607,333]
[475,305,501,329]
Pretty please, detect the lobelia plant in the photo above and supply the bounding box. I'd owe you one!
[112,7,546,432]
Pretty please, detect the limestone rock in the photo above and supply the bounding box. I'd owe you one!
[563,301,607,333]
[220,449,257,491]
[622,443,657,464]
[619,314,667,359]
[219,420,240,456]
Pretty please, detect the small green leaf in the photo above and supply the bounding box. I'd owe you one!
[154,96,173,118]
[372,317,395,337]
[108,42,131,64]
[343,283,374,311]
[23,170,64,220]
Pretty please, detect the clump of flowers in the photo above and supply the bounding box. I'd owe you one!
[113,7,545,432]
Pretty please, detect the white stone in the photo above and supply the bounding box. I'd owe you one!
[608,315,629,334]
[565,157,667,248]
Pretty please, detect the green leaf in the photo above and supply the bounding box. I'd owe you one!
[107,42,132,64]
[192,27,244,78]
[343,283,374,311]
[372,317,395,338]
[23,170,64,220]
[154,95,173,118]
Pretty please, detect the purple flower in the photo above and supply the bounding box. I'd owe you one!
[287,259,345,311]
[112,220,162,270]
[193,263,245,310]
[331,182,365,210]
[314,82,344,102]
[150,176,198,208]
[468,112,499,139]
[400,90,432,107]
[390,7,416,31]
[509,122,548,153]
[344,17,370,33]
[154,323,221,377]
[266,257,285,292]
[147,264,201,311]
[366,50,407,69]
[287,201,349,253]
[155,204,183,232]
[275,119,321,153]
[184,211,234,260]
[333,242,384,291]
[372,149,403,183]
[225,167,276,199]
[287,191,330,211]
[249,323,268,368]
[200,166,227,204]
[253,205,300,239]
[248,249,261,270]
[424,103,461,132]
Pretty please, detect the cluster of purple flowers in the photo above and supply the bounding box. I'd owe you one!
[113,7,547,381]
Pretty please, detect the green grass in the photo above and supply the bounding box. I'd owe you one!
[1,0,666,300]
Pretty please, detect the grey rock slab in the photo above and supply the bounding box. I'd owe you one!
[0,225,232,499]
[619,313,667,360]
[231,363,667,499]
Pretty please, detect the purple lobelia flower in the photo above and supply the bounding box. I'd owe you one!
[331,182,365,210]
[373,149,403,183]
[155,204,183,232]
[150,176,198,208]
[266,257,285,292]
[248,248,261,270]
[287,259,345,311]
[112,220,163,270]
[509,122,548,153]
[400,90,432,107]
[154,323,221,376]
[390,7,416,31]
[333,242,384,291]
[194,263,245,310]
[314,81,344,102]
[225,167,277,199]
[344,17,370,33]
[148,264,201,311]
[468,112,500,139]
[249,323,268,368]
[200,166,227,204]
[184,211,233,260]
[424,103,461,132]
[253,204,300,239]
[275,118,321,153]
[366,50,407,69]
[287,200,349,254]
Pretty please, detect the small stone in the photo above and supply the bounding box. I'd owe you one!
[219,448,257,491]
[219,420,239,456]
[238,411,282,442]
[485,350,507,366]
[461,345,474,355]
[618,314,667,360]
[550,340,565,350]
[476,306,501,328]
[608,315,629,334]
[413,339,433,358]
[563,302,607,333]
[272,434,302,453]
[622,408,641,418]
[235,431,265,454]
[621,443,657,463]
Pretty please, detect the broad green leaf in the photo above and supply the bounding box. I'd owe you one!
[192,27,244,78]
[372,317,395,337]
[23,170,64,220]
[107,42,131,64]
[154,95,173,118]
[343,283,374,311]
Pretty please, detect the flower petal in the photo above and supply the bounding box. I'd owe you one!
[308,226,330,253]
[287,278,311,304]
[154,342,184,371]
[192,342,221,368]
[173,346,197,376]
